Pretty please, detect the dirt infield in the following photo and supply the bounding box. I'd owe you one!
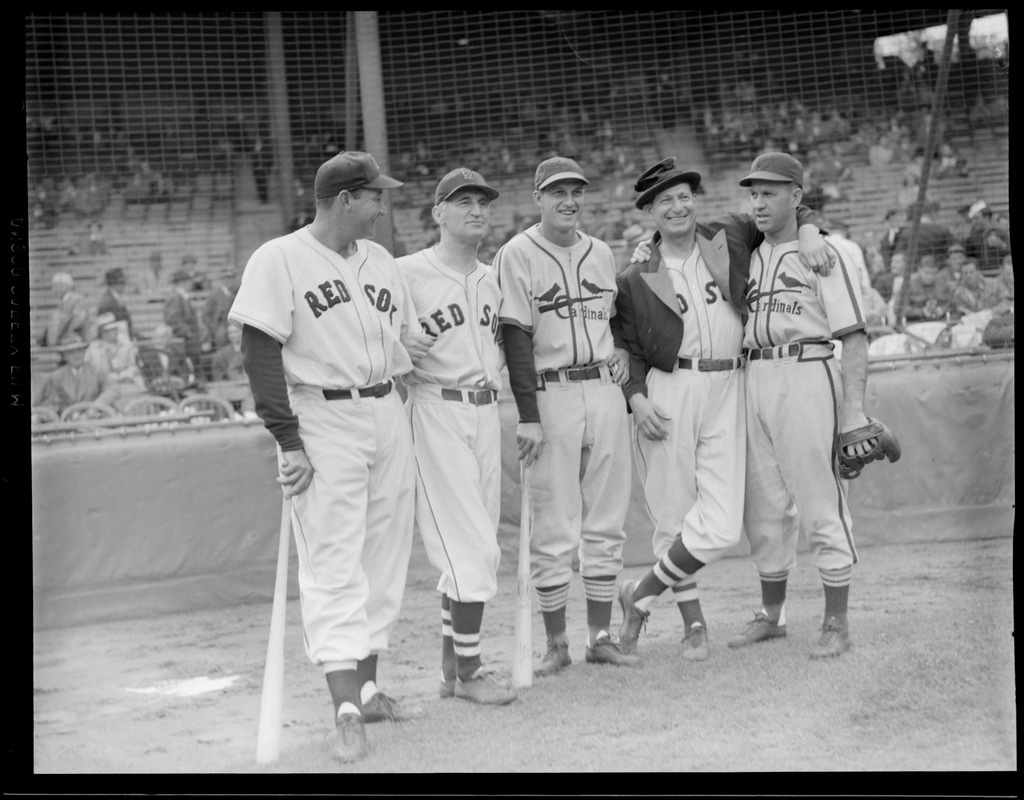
[30,536,1015,779]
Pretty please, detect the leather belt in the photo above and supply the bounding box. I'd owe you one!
[677,356,744,372]
[323,380,393,400]
[744,342,832,361]
[540,366,604,383]
[441,387,498,405]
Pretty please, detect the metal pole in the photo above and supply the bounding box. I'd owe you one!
[345,11,359,152]
[265,12,296,233]
[894,9,960,327]
[354,11,396,255]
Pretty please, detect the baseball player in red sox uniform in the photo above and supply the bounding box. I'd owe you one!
[614,158,830,661]
[727,152,876,659]
[228,151,436,763]
[494,156,639,676]
[397,167,517,706]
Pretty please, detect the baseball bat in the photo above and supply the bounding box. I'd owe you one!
[256,494,291,765]
[512,463,532,689]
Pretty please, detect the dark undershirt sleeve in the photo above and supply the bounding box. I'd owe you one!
[240,324,303,452]
[500,323,540,424]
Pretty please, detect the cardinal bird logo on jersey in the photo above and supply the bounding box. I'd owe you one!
[744,270,810,315]
[537,279,610,320]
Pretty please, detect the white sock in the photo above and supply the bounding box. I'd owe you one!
[635,595,655,614]
[762,605,787,626]
[359,680,378,705]
[337,701,360,719]
[588,629,610,647]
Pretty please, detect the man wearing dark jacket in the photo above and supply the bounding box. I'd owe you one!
[614,157,829,661]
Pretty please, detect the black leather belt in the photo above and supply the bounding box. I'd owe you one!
[744,342,830,361]
[441,387,498,405]
[540,366,604,383]
[323,380,393,400]
[677,357,743,372]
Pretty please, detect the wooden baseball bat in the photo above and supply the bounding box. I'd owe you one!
[256,494,291,765]
[512,463,532,689]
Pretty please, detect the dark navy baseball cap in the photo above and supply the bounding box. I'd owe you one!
[534,156,589,190]
[434,168,499,205]
[315,151,403,199]
[739,152,804,187]
[634,157,701,209]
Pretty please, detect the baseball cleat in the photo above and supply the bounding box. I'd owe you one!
[362,691,424,723]
[332,712,368,763]
[585,631,641,667]
[454,667,518,705]
[680,624,710,661]
[534,633,572,677]
[617,579,650,655]
[809,615,851,659]
[727,611,787,648]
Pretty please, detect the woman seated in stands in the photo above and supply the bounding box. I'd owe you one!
[86,314,146,410]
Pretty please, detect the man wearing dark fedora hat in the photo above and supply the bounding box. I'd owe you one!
[229,150,434,763]
[615,157,829,661]
[34,335,104,415]
[97,266,134,339]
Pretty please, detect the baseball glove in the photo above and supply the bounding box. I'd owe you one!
[837,417,902,480]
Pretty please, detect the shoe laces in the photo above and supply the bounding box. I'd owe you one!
[370,692,398,716]
[750,611,773,626]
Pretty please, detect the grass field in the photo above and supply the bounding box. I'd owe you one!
[30,535,1015,787]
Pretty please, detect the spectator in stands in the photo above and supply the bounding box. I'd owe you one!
[96,267,133,339]
[40,272,90,350]
[139,323,197,396]
[86,313,146,409]
[902,254,954,322]
[943,242,967,284]
[163,264,204,375]
[867,133,895,168]
[86,221,107,255]
[985,254,1014,316]
[964,200,1011,276]
[879,208,906,268]
[952,258,994,316]
[211,322,245,382]
[895,203,956,266]
[34,335,103,416]
[201,266,240,358]
[872,251,905,305]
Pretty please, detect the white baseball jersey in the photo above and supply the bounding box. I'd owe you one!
[662,249,744,358]
[228,227,417,669]
[397,248,504,603]
[742,239,861,577]
[494,224,619,371]
[228,227,415,390]
[398,248,503,391]
[743,239,865,348]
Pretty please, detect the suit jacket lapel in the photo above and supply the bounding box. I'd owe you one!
[698,229,732,301]
[639,244,683,320]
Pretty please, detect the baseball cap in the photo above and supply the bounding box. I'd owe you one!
[170,268,193,284]
[739,152,804,187]
[104,267,126,285]
[948,242,967,254]
[633,157,701,210]
[534,156,589,191]
[434,168,499,205]
[315,151,403,198]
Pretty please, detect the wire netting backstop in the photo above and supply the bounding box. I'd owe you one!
[25,11,1010,334]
